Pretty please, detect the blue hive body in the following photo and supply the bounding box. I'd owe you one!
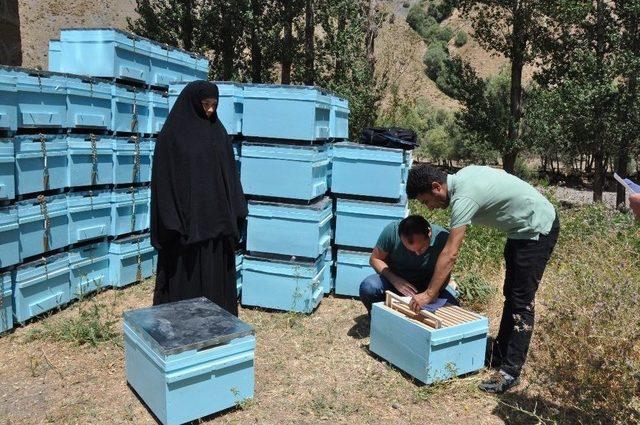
[334,249,375,297]
[247,197,332,259]
[67,134,115,187]
[149,90,170,134]
[370,302,489,385]
[242,85,331,141]
[113,137,152,185]
[241,255,325,313]
[14,134,68,195]
[323,249,335,294]
[12,68,67,129]
[12,253,70,323]
[110,186,151,237]
[124,298,255,425]
[68,241,110,299]
[330,96,349,139]
[0,139,15,202]
[334,197,408,250]
[0,207,19,269]
[235,251,243,297]
[0,272,13,333]
[66,75,112,130]
[240,142,329,201]
[109,233,155,287]
[111,84,150,134]
[67,190,112,244]
[0,70,18,131]
[331,142,407,200]
[17,195,69,259]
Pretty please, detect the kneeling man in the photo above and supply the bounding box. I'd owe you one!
[359,215,457,314]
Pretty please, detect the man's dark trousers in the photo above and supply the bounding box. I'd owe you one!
[497,215,560,378]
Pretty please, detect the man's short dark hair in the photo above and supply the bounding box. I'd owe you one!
[406,164,447,199]
[398,215,431,243]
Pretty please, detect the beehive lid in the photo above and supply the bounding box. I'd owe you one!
[123,297,254,355]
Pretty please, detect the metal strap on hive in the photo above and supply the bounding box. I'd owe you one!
[39,134,49,190]
[132,135,140,182]
[90,133,98,186]
[135,238,142,283]
[131,91,139,133]
[130,186,137,233]
[37,195,51,252]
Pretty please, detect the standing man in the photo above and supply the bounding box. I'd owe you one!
[405,165,560,394]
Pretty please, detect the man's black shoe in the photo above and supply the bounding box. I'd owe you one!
[478,370,519,394]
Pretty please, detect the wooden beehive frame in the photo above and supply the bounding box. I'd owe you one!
[384,291,480,329]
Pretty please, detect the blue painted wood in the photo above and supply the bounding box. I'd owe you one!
[235,251,243,298]
[111,84,150,134]
[240,142,329,201]
[110,186,150,237]
[124,299,254,425]
[169,82,243,135]
[109,233,155,288]
[113,137,152,185]
[369,302,488,384]
[0,207,19,269]
[14,134,68,195]
[68,241,110,300]
[0,271,13,333]
[0,68,17,131]
[241,254,325,313]
[334,249,374,297]
[322,249,334,294]
[47,40,61,73]
[0,138,15,202]
[68,190,112,244]
[247,197,332,259]
[18,195,69,259]
[12,253,70,323]
[334,197,408,249]
[149,90,169,135]
[13,67,67,129]
[66,76,112,130]
[149,45,208,88]
[331,142,407,200]
[67,134,114,187]
[330,96,350,139]
[242,84,331,141]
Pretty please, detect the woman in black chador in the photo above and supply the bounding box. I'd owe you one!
[150,81,247,315]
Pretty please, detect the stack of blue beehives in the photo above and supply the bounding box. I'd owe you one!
[0,28,208,334]
[331,143,413,297]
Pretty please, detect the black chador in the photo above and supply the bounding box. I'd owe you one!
[150,81,247,315]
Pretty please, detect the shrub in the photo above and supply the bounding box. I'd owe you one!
[427,0,456,23]
[424,42,448,80]
[435,26,453,43]
[456,272,496,308]
[424,126,454,165]
[406,4,431,36]
[454,31,468,47]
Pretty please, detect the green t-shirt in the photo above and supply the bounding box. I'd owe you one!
[375,220,449,290]
[448,165,556,240]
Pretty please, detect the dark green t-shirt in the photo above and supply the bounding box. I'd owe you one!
[375,220,449,290]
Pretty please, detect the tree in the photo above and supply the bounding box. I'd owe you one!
[459,0,549,173]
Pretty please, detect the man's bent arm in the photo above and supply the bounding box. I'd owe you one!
[370,247,401,282]
[424,226,466,298]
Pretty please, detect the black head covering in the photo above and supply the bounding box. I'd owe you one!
[150,80,247,250]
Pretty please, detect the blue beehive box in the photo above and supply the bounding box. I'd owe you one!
[66,75,112,130]
[109,233,155,287]
[12,253,70,323]
[124,297,254,425]
[323,249,334,294]
[0,138,15,202]
[68,241,110,300]
[169,82,243,135]
[0,271,13,333]
[67,134,114,187]
[241,142,329,201]
[335,197,408,249]
[0,206,20,269]
[370,300,488,384]
[332,142,406,200]
[149,90,169,134]
[68,190,111,244]
[12,67,67,129]
[14,134,68,195]
[241,254,325,313]
[150,46,208,88]
[330,95,349,139]
[242,84,331,141]
[113,136,152,185]
[111,186,151,237]
[0,69,17,131]
[235,251,243,297]
[334,249,374,297]
[247,197,332,259]
[18,194,69,260]
[48,40,61,72]
[112,84,150,135]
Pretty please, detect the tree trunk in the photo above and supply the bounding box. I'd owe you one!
[181,0,194,51]
[221,5,234,80]
[615,152,629,207]
[250,0,264,83]
[281,1,294,85]
[303,0,314,85]
[365,0,377,70]
[593,149,604,202]
[506,46,524,174]
[334,10,346,81]
[502,151,518,175]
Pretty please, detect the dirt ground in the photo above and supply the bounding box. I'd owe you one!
[0,271,552,425]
